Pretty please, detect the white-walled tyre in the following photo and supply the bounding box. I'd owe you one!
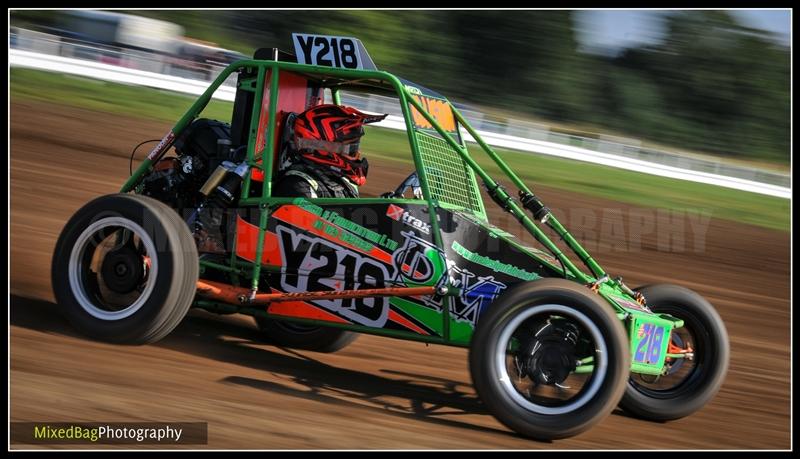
[52,194,198,344]
[469,278,630,440]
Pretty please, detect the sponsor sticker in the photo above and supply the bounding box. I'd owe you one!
[613,295,649,312]
[386,204,431,235]
[410,94,457,133]
[146,131,175,161]
[448,262,507,326]
[294,199,399,251]
[451,241,539,281]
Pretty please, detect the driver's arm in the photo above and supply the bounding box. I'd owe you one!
[273,170,327,199]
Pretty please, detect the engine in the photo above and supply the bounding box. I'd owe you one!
[140,118,237,213]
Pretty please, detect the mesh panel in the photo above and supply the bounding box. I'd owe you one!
[416,131,484,216]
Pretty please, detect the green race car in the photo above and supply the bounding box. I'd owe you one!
[51,34,729,440]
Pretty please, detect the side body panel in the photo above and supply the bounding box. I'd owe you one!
[236,200,448,338]
[437,209,563,344]
[234,201,564,344]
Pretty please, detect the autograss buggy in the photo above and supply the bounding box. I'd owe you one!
[52,34,729,440]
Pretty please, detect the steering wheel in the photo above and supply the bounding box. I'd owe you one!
[384,171,423,199]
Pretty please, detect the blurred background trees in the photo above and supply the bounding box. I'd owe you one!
[10,9,790,164]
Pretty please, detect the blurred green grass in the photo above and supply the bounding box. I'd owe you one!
[10,68,789,232]
[362,129,790,231]
[10,68,233,122]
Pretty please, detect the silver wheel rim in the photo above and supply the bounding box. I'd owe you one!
[495,304,608,415]
[68,216,159,321]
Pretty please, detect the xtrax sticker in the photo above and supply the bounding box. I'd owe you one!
[387,204,431,234]
[277,224,390,327]
[448,263,507,326]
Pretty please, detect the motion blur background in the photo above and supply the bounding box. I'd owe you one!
[10,9,791,169]
[9,9,792,449]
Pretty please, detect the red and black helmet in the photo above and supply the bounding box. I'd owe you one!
[291,104,387,186]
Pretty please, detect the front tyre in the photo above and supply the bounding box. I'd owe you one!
[469,279,630,440]
[52,194,199,344]
[620,284,729,421]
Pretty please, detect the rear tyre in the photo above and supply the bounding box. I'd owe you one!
[620,284,729,421]
[52,194,199,344]
[469,279,630,440]
[254,316,358,353]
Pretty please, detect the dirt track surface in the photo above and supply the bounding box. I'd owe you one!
[10,100,791,449]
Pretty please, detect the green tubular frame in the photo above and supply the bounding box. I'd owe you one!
[406,95,605,286]
[121,58,634,342]
[452,109,607,280]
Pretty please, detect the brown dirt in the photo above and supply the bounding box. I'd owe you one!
[10,100,791,449]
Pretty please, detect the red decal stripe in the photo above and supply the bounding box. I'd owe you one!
[235,215,281,265]
[388,309,430,336]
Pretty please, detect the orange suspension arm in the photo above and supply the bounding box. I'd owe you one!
[197,280,438,305]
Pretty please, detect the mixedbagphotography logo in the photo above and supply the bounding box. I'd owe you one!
[10,422,208,445]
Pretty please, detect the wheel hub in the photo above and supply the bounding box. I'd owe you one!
[100,246,144,294]
[520,321,580,385]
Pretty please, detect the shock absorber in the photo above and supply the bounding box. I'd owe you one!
[192,161,250,252]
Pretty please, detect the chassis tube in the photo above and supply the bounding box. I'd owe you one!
[121,63,243,193]
[248,68,282,296]
[450,106,607,280]
[405,95,592,283]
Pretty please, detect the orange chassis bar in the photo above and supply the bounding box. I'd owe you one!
[196,280,438,305]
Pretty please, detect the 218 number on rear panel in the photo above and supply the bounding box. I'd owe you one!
[635,323,665,364]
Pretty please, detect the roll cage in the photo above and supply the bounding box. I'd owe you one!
[120,49,645,323]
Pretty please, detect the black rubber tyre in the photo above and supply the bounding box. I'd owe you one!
[620,284,729,421]
[52,194,199,344]
[254,316,358,353]
[469,278,630,440]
